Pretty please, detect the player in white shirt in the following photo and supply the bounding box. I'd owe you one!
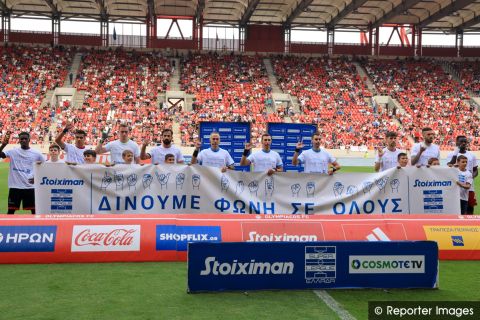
[240,134,283,175]
[55,122,87,164]
[95,123,140,164]
[410,127,440,167]
[446,135,478,214]
[456,155,473,215]
[374,131,402,172]
[191,132,235,172]
[0,131,45,214]
[46,144,65,163]
[140,129,185,164]
[292,132,340,174]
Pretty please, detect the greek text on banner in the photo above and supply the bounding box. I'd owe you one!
[34,164,460,214]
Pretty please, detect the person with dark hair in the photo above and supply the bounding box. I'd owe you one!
[427,157,440,167]
[0,131,45,214]
[374,131,402,172]
[292,132,340,174]
[446,135,478,214]
[456,155,473,215]
[164,154,175,164]
[96,123,140,164]
[397,153,409,168]
[46,144,64,163]
[410,127,440,167]
[240,134,283,175]
[141,128,184,164]
[83,149,97,164]
[122,149,134,165]
[191,132,234,172]
[55,122,87,164]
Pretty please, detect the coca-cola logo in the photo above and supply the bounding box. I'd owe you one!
[71,225,141,252]
[74,228,136,247]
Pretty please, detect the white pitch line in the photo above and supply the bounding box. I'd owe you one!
[314,290,357,320]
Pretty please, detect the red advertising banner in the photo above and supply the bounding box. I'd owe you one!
[0,214,479,264]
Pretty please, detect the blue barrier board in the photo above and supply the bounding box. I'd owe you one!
[188,241,438,292]
[199,122,251,171]
[267,123,317,172]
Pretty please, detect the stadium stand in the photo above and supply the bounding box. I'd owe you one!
[271,56,409,149]
[179,53,275,145]
[363,59,480,150]
[2,43,479,152]
[450,61,480,96]
[0,45,74,144]
[58,49,173,145]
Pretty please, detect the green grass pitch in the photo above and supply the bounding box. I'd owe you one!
[0,163,479,320]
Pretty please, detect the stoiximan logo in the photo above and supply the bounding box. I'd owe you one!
[349,255,425,274]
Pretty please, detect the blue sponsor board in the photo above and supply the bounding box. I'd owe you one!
[451,236,464,247]
[0,226,57,252]
[50,188,73,212]
[188,241,438,292]
[156,225,222,251]
[199,122,251,171]
[267,123,317,172]
[422,189,444,213]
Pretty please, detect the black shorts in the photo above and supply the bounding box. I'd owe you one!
[8,188,35,210]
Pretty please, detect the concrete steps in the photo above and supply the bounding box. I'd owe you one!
[64,52,83,88]
[353,61,375,93]
[169,58,181,91]
[263,58,283,94]
[172,121,182,145]
[73,90,86,108]
[40,90,55,108]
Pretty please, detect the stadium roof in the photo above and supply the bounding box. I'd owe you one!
[2,0,480,31]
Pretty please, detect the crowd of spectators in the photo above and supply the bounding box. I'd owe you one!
[179,52,275,145]
[0,45,73,144]
[55,49,174,146]
[272,56,408,149]
[363,59,480,150]
[3,45,480,152]
[450,61,480,95]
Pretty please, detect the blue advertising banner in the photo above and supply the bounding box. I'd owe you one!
[156,225,222,251]
[199,122,251,171]
[0,226,57,252]
[267,123,317,172]
[187,241,438,292]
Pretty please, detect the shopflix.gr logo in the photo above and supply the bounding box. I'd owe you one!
[156,225,222,251]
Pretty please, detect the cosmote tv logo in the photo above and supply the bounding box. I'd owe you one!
[349,255,425,274]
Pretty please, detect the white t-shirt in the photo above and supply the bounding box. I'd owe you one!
[64,143,86,164]
[375,148,402,172]
[247,149,283,172]
[298,148,336,173]
[446,151,477,191]
[4,148,45,189]
[46,159,65,163]
[410,143,440,167]
[457,168,473,201]
[149,144,184,164]
[105,139,140,164]
[446,151,477,173]
[197,148,234,168]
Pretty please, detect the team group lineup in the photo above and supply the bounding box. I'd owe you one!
[0,123,477,215]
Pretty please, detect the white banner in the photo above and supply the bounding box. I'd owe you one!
[34,164,461,215]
